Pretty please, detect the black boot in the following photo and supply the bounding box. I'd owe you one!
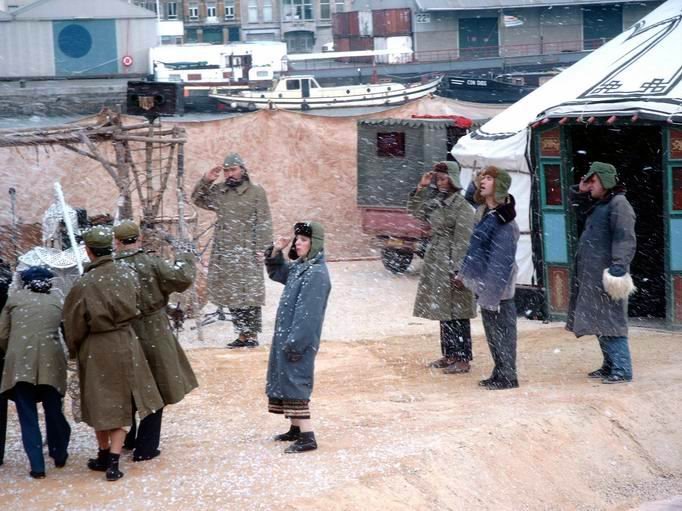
[87,448,110,472]
[105,453,124,481]
[284,431,317,453]
[273,425,301,442]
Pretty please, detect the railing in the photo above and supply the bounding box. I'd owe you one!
[287,37,611,71]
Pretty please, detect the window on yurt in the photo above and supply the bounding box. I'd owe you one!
[377,132,406,158]
[544,164,562,205]
[673,167,682,210]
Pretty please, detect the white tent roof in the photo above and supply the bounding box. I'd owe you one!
[453,0,682,174]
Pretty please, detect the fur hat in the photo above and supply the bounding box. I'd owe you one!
[433,161,462,190]
[584,161,618,190]
[113,220,140,241]
[474,166,512,204]
[223,153,245,168]
[20,266,54,293]
[288,221,325,261]
[83,225,113,248]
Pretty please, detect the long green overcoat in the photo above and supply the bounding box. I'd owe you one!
[63,256,163,431]
[191,178,273,307]
[407,187,477,321]
[0,289,66,397]
[115,249,198,405]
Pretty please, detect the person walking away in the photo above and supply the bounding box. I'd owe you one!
[0,256,13,466]
[459,166,520,390]
[265,222,331,453]
[113,220,199,461]
[567,162,637,384]
[407,161,476,374]
[191,153,273,348]
[0,266,70,478]
[63,227,163,481]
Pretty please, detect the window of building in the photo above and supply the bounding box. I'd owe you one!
[166,2,177,19]
[377,132,406,158]
[458,17,499,58]
[225,3,235,20]
[283,0,313,21]
[320,0,330,19]
[186,28,199,42]
[248,0,258,23]
[335,0,345,14]
[583,5,623,50]
[228,27,241,41]
[189,4,199,19]
[203,27,223,43]
[284,30,315,53]
[263,0,273,22]
[207,3,217,17]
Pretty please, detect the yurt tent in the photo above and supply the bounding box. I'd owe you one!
[454,0,682,327]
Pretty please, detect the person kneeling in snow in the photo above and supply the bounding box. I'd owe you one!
[567,162,637,384]
[459,166,520,390]
[265,222,331,453]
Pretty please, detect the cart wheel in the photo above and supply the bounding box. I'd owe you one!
[381,248,413,274]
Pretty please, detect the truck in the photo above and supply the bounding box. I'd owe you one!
[356,115,473,273]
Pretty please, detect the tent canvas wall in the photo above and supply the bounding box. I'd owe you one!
[453,0,682,327]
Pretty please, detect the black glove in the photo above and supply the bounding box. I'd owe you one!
[286,351,303,363]
[608,265,627,277]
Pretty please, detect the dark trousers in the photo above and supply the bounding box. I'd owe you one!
[124,401,164,458]
[439,319,472,361]
[0,393,7,465]
[228,306,262,336]
[597,335,633,379]
[481,299,518,383]
[13,382,71,473]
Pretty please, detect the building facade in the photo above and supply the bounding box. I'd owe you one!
[344,1,663,61]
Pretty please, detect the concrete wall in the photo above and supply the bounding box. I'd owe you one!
[116,18,158,74]
[0,21,56,77]
[623,1,662,28]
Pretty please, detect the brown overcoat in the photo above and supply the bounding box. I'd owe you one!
[407,187,477,321]
[63,256,163,431]
[115,249,198,405]
[0,289,66,397]
[191,177,273,307]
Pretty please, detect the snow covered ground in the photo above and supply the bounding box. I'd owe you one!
[0,260,680,510]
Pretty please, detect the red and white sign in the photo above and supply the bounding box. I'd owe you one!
[121,55,134,67]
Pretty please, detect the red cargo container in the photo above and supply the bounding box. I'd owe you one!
[373,8,412,37]
[332,11,360,37]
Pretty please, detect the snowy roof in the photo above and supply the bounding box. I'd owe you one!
[358,118,463,129]
[453,0,682,174]
[13,0,157,20]
[416,0,648,11]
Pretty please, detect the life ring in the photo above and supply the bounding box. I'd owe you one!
[121,55,134,67]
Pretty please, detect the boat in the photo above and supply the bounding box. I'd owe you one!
[209,74,442,111]
[437,75,537,104]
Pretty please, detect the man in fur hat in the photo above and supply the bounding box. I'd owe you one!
[567,161,637,384]
[191,153,273,348]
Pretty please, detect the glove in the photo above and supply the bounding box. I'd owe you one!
[608,265,627,277]
[286,351,303,363]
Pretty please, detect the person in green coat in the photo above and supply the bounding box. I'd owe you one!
[407,161,477,374]
[191,152,273,348]
[64,226,164,482]
[113,220,199,462]
[0,266,70,478]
